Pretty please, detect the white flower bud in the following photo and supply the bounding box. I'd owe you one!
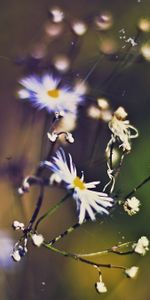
[11,250,21,262]
[97,98,109,110]
[72,21,87,35]
[47,132,58,142]
[12,220,25,231]
[32,234,44,247]
[18,187,24,195]
[125,266,139,278]
[65,133,74,143]
[95,281,107,293]
[50,7,64,23]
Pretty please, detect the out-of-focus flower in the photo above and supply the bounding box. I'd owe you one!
[74,80,89,95]
[45,22,64,37]
[53,55,70,72]
[133,236,149,256]
[87,106,101,119]
[32,234,44,247]
[123,197,141,216]
[72,21,87,35]
[55,112,77,133]
[141,43,150,61]
[138,18,150,32]
[88,98,112,122]
[12,220,25,231]
[125,266,139,278]
[95,281,107,293]
[99,38,118,55]
[107,106,138,152]
[49,7,64,23]
[18,74,83,114]
[43,148,113,224]
[95,12,113,31]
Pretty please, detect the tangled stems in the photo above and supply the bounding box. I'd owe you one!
[44,242,126,271]
[48,174,150,246]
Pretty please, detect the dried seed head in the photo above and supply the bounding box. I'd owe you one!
[114,106,128,120]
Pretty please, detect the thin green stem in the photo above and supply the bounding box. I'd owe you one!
[78,241,134,257]
[125,175,150,199]
[44,242,126,271]
[34,192,71,231]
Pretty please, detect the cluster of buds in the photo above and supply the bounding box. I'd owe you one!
[47,131,74,144]
[88,98,112,122]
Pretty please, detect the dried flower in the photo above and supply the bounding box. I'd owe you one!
[123,197,141,216]
[43,148,113,224]
[108,106,138,152]
[133,236,149,256]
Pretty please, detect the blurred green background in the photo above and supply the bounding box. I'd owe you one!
[0,0,150,299]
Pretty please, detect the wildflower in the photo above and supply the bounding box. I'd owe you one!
[43,148,113,224]
[125,266,139,278]
[12,220,25,231]
[108,106,138,152]
[95,281,107,293]
[32,234,44,247]
[123,197,141,216]
[18,74,83,114]
[133,236,149,256]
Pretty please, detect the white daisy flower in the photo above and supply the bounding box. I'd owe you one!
[108,106,138,152]
[123,197,141,216]
[18,74,83,114]
[43,149,114,224]
[133,236,149,256]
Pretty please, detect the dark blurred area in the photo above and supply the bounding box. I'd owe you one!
[0,0,150,299]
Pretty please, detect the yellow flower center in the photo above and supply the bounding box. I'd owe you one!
[47,89,59,98]
[73,176,85,190]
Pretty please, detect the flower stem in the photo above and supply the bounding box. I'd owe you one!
[44,242,126,271]
[34,192,71,231]
[125,175,150,199]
